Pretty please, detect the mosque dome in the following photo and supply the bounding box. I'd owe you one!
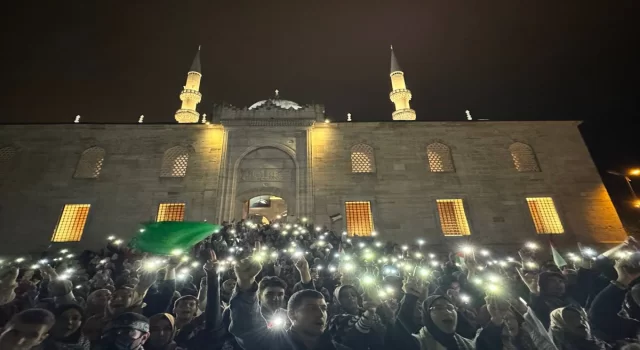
[248,90,302,110]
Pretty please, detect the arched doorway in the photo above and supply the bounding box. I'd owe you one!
[243,195,287,224]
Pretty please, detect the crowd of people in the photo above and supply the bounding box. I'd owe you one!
[2,218,640,349]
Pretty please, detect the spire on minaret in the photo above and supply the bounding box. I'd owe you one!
[190,45,202,73]
[388,46,416,121]
[175,46,203,123]
[390,45,402,73]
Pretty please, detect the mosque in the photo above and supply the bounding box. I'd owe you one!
[0,47,626,254]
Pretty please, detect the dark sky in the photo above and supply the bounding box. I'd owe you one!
[1,1,639,228]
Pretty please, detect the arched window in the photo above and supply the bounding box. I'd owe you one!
[0,147,16,162]
[427,142,455,172]
[74,147,105,179]
[509,142,540,172]
[351,144,375,173]
[161,146,189,177]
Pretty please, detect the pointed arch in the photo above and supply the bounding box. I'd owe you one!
[74,147,105,179]
[427,142,455,172]
[160,146,190,177]
[351,143,376,173]
[509,142,540,172]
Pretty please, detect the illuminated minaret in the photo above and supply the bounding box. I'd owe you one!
[174,46,202,123]
[389,46,416,121]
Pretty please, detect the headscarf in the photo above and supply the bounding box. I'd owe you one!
[548,306,608,350]
[148,313,178,350]
[420,295,461,350]
[45,304,90,350]
[330,285,359,317]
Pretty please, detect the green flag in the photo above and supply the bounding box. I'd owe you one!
[130,221,220,255]
[550,243,567,268]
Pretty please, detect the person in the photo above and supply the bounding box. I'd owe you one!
[589,254,640,343]
[43,303,90,350]
[229,255,350,350]
[0,308,55,350]
[529,272,577,329]
[98,312,150,350]
[258,276,288,322]
[172,296,199,331]
[148,313,180,350]
[393,277,478,350]
[327,284,387,350]
[175,250,240,350]
[549,306,610,350]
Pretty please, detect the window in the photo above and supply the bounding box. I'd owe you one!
[51,204,90,242]
[160,146,189,177]
[509,142,540,172]
[526,197,564,234]
[0,147,17,175]
[436,199,471,236]
[157,203,186,222]
[345,201,374,236]
[351,144,375,173]
[74,147,105,179]
[0,147,16,162]
[427,143,454,172]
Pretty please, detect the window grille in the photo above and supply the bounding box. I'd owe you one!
[161,146,189,177]
[345,201,374,236]
[351,144,375,173]
[427,143,454,172]
[526,197,564,234]
[74,147,105,179]
[436,199,471,236]
[157,203,186,222]
[51,204,90,242]
[509,142,540,172]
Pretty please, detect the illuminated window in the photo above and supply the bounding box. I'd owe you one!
[74,147,105,179]
[51,204,90,242]
[345,201,374,236]
[160,146,189,177]
[427,143,454,172]
[509,142,540,172]
[436,199,471,236]
[526,197,564,234]
[351,144,375,173]
[157,203,186,222]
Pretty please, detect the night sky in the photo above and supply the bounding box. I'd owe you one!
[1,2,639,228]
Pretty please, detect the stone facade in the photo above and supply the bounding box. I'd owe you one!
[0,104,627,254]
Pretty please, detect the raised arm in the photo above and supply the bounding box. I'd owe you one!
[203,250,223,332]
[229,256,271,350]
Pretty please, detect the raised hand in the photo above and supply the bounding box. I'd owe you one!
[203,249,219,275]
[516,267,539,295]
[402,277,427,298]
[40,264,58,279]
[486,295,510,325]
[234,256,262,290]
[294,255,312,283]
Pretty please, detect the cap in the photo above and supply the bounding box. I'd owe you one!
[106,312,149,333]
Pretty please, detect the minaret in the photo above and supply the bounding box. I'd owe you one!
[174,46,202,123]
[389,46,416,121]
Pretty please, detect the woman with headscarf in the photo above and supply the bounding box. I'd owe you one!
[393,278,485,350]
[43,304,90,350]
[548,306,611,350]
[327,285,387,350]
[147,313,181,350]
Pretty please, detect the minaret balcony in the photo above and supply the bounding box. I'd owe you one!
[175,109,200,123]
[392,109,416,121]
[180,89,202,103]
[389,89,412,101]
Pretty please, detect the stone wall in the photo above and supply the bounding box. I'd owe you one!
[0,120,626,255]
[310,121,626,248]
[0,124,224,254]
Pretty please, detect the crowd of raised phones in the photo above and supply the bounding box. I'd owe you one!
[2,219,640,350]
